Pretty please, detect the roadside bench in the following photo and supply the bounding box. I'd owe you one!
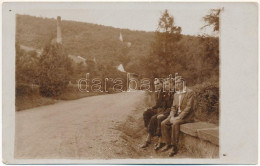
[179,122,219,158]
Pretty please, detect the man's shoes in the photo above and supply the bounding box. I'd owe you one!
[141,141,151,148]
[168,146,178,157]
[154,143,165,151]
[161,145,172,152]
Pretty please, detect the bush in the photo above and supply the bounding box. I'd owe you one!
[15,43,39,84]
[191,82,219,124]
[38,43,73,97]
[16,83,39,97]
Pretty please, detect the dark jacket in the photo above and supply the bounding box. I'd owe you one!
[152,90,174,110]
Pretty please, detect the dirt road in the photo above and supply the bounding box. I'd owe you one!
[15,91,149,159]
[15,91,189,159]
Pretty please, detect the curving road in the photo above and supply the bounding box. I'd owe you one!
[15,91,147,159]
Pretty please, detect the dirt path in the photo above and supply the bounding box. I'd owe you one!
[15,91,146,159]
[15,91,189,159]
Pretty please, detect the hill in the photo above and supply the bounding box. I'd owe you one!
[16,14,154,74]
[16,14,219,85]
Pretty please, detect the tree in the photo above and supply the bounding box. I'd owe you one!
[15,42,39,84]
[198,8,221,82]
[146,10,182,77]
[201,8,222,32]
[38,43,73,97]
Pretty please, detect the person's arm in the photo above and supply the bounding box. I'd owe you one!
[178,92,194,120]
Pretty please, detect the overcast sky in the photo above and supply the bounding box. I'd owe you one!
[16,2,224,36]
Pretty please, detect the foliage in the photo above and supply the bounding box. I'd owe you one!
[201,8,222,32]
[15,83,38,97]
[15,42,39,84]
[179,35,219,85]
[38,43,73,97]
[16,14,219,86]
[145,10,182,78]
[16,12,219,93]
[144,10,219,86]
[16,14,153,74]
[192,82,219,124]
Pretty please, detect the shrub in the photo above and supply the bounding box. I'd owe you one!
[38,43,73,97]
[15,43,39,84]
[16,83,39,97]
[191,82,219,124]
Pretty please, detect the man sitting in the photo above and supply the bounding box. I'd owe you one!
[141,79,174,148]
[142,79,163,129]
[154,79,175,150]
[158,76,195,156]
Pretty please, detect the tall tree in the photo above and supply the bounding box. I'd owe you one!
[146,10,182,77]
[38,43,73,97]
[198,8,221,82]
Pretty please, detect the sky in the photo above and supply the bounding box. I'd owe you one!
[15,2,224,36]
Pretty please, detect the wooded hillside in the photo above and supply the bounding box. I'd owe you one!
[16,14,219,82]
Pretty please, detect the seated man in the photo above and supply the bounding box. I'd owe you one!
[159,76,195,156]
[154,79,175,150]
[143,79,163,129]
[141,79,174,148]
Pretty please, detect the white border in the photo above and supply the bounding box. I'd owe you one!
[1,1,259,165]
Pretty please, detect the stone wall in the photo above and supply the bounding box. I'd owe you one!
[179,122,219,158]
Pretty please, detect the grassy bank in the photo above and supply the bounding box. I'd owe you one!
[16,94,57,111]
[54,84,107,101]
[15,84,113,111]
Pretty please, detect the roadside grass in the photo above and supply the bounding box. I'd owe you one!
[54,86,105,100]
[15,84,115,111]
[15,94,57,111]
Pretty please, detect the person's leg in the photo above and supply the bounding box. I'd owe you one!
[161,118,171,145]
[156,114,168,136]
[143,109,150,128]
[156,118,172,151]
[154,114,166,149]
[148,114,158,136]
[174,121,183,146]
[169,119,185,156]
[143,108,156,128]
[141,133,151,148]
[141,114,158,148]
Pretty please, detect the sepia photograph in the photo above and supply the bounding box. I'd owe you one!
[2,1,258,164]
